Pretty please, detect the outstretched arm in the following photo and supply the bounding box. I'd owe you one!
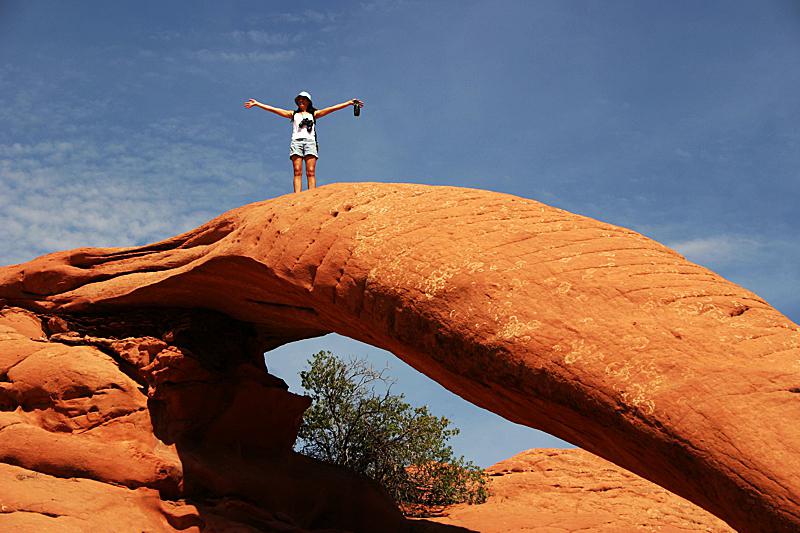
[245,99,293,119]
[315,99,363,119]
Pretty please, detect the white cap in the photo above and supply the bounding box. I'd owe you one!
[295,91,313,106]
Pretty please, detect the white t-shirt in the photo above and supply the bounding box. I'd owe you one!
[291,111,316,141]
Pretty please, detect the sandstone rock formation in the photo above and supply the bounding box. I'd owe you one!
[417,448,736,533]
[0,305,404,532]
[1,182,799,532]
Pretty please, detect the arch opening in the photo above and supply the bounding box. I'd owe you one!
[266,333,570,469]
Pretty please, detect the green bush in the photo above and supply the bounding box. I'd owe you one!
[296,350,489,515]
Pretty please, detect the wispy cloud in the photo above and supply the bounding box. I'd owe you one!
[668,235,763,266]
[664,233,800,317]
[273,9,336,25]
[230,30,305,46]
[194,49,297,62]
[0,108,287,266]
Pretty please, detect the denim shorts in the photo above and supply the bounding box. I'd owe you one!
[289,138,318,158]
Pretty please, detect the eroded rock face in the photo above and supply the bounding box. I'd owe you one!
[1,183,800,532]
[0,306,405,532]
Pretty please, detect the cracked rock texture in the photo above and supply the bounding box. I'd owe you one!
[1,182,799,532]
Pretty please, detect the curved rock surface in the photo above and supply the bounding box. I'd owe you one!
[0,306,404,532]
[2,182,799,532]
[418,448,736,533]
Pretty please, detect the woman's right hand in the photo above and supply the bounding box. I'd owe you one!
[245,99,258,109]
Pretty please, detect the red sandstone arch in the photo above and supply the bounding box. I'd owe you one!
[2,183,799,533]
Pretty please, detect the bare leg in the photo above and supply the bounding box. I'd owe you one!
[305,156,317,190]
[291,156,303,193]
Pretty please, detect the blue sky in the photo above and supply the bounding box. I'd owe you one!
[2,0,799,467]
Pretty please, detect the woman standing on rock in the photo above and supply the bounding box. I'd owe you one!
[245,92,363,193]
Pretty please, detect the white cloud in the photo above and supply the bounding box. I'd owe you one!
[229,30,304,46]
[269,8,339,25]
[0,106,289,267]
[194,49,297,62]
[667,235,763,266]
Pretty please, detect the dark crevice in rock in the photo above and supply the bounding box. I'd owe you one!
[245,298,317,313]
[6,391,52,413]
[44,307,266,371]
[49,333,151,391]
[71,407,151,435]
[7,509,65,519]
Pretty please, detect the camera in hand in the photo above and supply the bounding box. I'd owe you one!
[354,100,361,116]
